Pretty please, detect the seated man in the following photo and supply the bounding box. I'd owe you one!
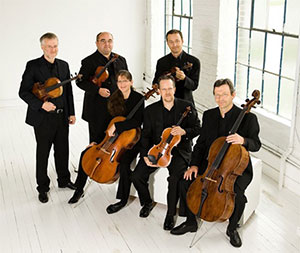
[171,78,261,248]
[130,75,201,231]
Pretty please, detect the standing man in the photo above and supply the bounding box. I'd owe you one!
[152,29,200,104]
[76,32,128,143]
[19,32,76,203]
[170,79,261,248]
[130,75,201,231]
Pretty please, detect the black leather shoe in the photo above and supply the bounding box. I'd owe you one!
[106,201,126,214]
[170,222,197,235]
[163,214,175,230]
[139,202,155,218]
[68,190,84,204]
[226,228,242,247]
[38,192,48,203]
[59,182,77,190]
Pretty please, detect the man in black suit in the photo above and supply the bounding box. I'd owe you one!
[130,75,201,231]
[19,32,76,203]
[76,32,128,143]
[152,29,200,104]
[170,79,261,248]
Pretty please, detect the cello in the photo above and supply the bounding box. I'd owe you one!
[81,85,159,184]
[186,90,260,222]
[147,106,191,167]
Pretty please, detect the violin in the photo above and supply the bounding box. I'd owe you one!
[186,90,261,222]
[91,54,119,87]
[165,62,193,81]
[81,85,159,184]
[32,74,82,101]
[147,106,191,167]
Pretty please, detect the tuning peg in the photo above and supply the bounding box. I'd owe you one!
[241,104,245,108]
[257,101,261,105]
[245,98,249,102]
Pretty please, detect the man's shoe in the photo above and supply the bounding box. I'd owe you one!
[226,228,242,247]
[59,182,77,190]
[163,214,175,230]
[68,190,84,204]
[139,202,155,218]
[106,201,126,214]
[170,221,197,235]
[38,192,48,203]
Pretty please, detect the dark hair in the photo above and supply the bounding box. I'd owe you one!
[96,32,113,41]
[40,32,58,44]
[157,75,176,88]
[166,29,183,41]
[213,78,235,95]
[116,70,132,82]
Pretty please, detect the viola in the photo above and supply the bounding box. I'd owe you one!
[32,74,82,101]
[165,62,193,81]
[147,106,191,167]
[81,85,159,184]
[91,54,119,87]
[186,90,261,222]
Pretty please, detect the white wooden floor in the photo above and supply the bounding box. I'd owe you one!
[0,105,299,253]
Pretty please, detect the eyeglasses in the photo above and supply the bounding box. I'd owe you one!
[117,80,130,83]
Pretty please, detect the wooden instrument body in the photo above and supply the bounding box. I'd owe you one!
[92,66,109,87]
[147,127,181,167]
[32,77,62,101]
[81,116,140,184]
[186,136,249,222]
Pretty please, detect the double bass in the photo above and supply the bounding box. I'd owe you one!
[147,106,191,167]
[186,90,260,222]
[81,86,159,184]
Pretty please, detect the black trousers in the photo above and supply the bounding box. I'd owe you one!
[33,113,70,193]
[74,146,139,205]
[131,149,188,216]
[178,176,249,229]
[88,117,110,144]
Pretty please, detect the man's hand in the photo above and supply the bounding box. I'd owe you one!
[144,156,159,167]
[170,126,186,136]
[99,88,111,98]
[175,67,186,81]
[69,115,76,125]
[42,101,56,112]
[184,166,198,180]
[226,133,244,145]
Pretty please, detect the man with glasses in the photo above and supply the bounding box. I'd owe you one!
[76,32,128,143]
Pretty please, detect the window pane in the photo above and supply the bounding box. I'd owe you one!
[249,68,263,98]
[239,0,252,28]
[181,18,189,47]
[278,78,294,119]
[174,0,181,15]
[236,64,248,98]
[262,73,279,113]
[165,0,173,15]
[268,0,284,33]
[253,0,268,29]
[173,16,181,30]
[189,19,193,48]
[237,28,250,65]
[281,37,298,79]
[166,15,173,30]
[265,34,281,74]
[285,0,300,34]
[182,0,191,16]
[250,31,265,69]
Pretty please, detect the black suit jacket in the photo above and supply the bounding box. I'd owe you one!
[191,105,261,189]
[19,56,75,127]
[152,51,200,104]
[76,50,128,123]
[141,98,201,164]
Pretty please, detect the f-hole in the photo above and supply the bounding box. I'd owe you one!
[217,175,224,193]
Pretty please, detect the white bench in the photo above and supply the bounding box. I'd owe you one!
[130,157,262,225]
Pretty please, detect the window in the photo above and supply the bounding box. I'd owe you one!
[164,0,193,54]
[235,0,299,120]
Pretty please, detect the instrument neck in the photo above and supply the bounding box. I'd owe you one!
[126,97,145,120]
[44,76,75,92]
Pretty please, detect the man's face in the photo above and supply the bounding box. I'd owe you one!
[167,33,183,55]
[214,84,236,111]
[96,32,113,57]
[41,38,58,62]
[159,79,176,103]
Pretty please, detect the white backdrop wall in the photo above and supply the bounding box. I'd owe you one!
[0,0,146,105]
